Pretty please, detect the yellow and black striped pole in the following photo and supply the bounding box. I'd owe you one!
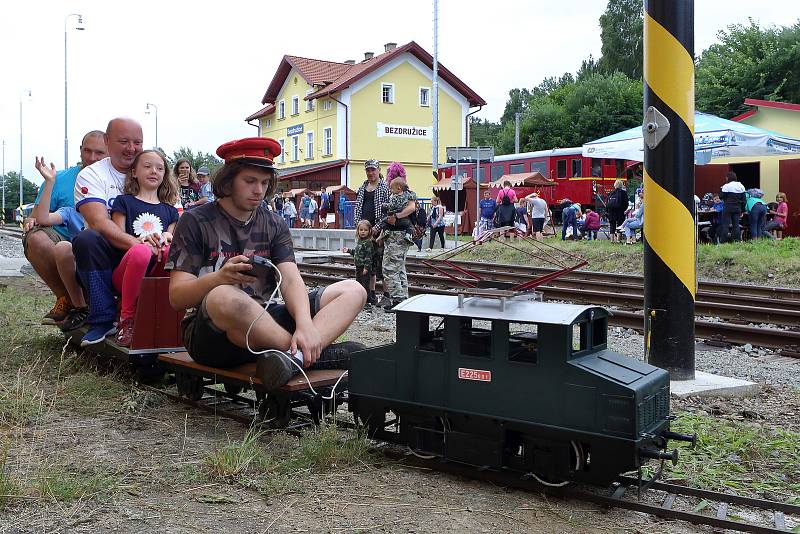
[643,0,696,380]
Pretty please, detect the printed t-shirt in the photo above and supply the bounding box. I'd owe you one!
[74,157,126,212]
[166,203,295,305]
[111,195,179,238]
[179,184,199,208]
[479,198,496,219]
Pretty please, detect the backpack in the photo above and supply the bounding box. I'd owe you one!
[500,191,512,206]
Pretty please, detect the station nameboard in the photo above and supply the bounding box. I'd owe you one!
[287,124,304,136]
[377,122,432,139]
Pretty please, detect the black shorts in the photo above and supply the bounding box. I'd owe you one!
[182,288,325,368]
[532,218,545,232]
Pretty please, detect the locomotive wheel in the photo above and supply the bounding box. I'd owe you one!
[222,382,242,397]
[176,372,204,401]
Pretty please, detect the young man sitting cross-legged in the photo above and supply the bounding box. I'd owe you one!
[166,137,366,390]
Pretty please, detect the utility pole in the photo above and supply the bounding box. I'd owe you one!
[643,0,696,380]
[514,112,521,154]
[432,0,439,176]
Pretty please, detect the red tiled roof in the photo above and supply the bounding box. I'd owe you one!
[253,41,485,112]
[245,104,275,122]
[743,98,800,112]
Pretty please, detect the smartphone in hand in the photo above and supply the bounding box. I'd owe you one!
[244,255,273,279]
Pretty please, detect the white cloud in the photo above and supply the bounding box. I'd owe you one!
[0,0,797,186]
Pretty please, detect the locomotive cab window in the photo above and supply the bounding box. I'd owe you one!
[418,314,446,353]
[572,322,589,354]
[592,317,608,348]
[459,318,492,358]
[508,322,538,364]
[571,159,582,177]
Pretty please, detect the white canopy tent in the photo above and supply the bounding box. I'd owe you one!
[582,111,800,165]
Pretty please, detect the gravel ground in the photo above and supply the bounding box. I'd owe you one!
[0,233,25,258]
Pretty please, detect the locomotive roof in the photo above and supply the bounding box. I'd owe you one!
[394,294,608,325]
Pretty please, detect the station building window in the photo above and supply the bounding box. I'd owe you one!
[305,132,314,160]
[419,87,430,107]
[291,96,300,115]
[322,100,333,111]
[278,100,285,120]
[381,83,395,104]
[323,127,333,156]
[291,136,299,161]
[305,90,314,111]
[278,139,285,164]
[557,159,567,178]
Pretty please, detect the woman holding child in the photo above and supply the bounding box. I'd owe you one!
[379,162,416,310]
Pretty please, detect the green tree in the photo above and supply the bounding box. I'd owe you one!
[696,20,800,118]
[169,147,222,173]
[468,117,501,148]
[1,171,39,207]
[598,0,643,80]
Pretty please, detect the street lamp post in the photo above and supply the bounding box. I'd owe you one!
[145,103,158,150]
[20,90,31,212]
[64,13,85,168]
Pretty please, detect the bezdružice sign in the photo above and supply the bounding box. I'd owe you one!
[377,122,432,139]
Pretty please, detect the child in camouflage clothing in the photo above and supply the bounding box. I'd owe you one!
[373,177,416,245]
[352,220,377,306]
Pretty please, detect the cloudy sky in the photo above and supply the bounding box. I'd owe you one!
[1,0,798,186]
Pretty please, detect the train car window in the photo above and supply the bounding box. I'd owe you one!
[531,160,547,175]
[557,159,567,178]
[592,317,608,347]
[572,322,589,354]
[508,322,537,364]
[571,159,582,177]
[591,158,602,177]
[459,318,492,358]
[420,315,446,352]
[509,163,525,174]
[491,165,505,181]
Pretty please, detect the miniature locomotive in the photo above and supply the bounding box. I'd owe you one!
[348,293,692,486]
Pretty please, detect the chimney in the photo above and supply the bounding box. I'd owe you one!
[344,59,356,65]
[384,42,397,53]
[364,51,374,61]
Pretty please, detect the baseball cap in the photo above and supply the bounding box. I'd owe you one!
[197,166,210,176]
[364,159,380,170]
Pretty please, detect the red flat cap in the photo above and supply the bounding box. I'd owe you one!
[216,137,282,169]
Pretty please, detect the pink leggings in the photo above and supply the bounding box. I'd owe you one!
[112,244,170,321]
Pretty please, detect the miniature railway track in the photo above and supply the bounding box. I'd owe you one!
[297,266,800,355]
[141,383,799,534]
[0,225,23,240]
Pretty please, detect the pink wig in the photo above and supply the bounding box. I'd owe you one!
[385,162,407,183]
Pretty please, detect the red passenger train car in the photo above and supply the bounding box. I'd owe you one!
[437,147,635,209]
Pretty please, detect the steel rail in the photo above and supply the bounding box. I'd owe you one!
[299,263,800,328]
[298,269,800,353]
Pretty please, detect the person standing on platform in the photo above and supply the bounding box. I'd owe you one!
[606,180,628,242]
[354,159,390,306]
[478,190,496,235]
[23,130,107,326]
[527,191,549,241]
[717,171,746,243]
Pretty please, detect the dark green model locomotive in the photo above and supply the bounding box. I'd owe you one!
[349,294,692,486]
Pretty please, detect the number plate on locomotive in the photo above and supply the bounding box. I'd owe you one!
[457,368,492,382]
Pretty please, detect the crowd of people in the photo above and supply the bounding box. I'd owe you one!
[23,122,364,391]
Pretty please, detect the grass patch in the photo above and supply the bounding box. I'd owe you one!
[0,368,48,427]
[60,373,130,414]
[457,236,800,287]
[665,413,800,504]
[204,423,377,496]
[33,464,121,502]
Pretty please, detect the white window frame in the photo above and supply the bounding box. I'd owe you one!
[291,95,299,115]
[265,118,271,128]
[381,83,395,104]
[322,100,332,111]
[305,90,314,111]
[291,135,299,161]
[323,127,333,156]
[419,86,431,107]
[278,100,285,120]
[278,138,285,164]
[306,131,314,160]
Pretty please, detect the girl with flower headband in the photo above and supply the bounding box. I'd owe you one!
[110,150,179,346]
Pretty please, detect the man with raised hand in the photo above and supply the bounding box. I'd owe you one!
[23,130,107,325]
[167,137,365,391]
[72,118,144,345]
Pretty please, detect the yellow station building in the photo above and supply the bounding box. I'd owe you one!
[245,41,485,197]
